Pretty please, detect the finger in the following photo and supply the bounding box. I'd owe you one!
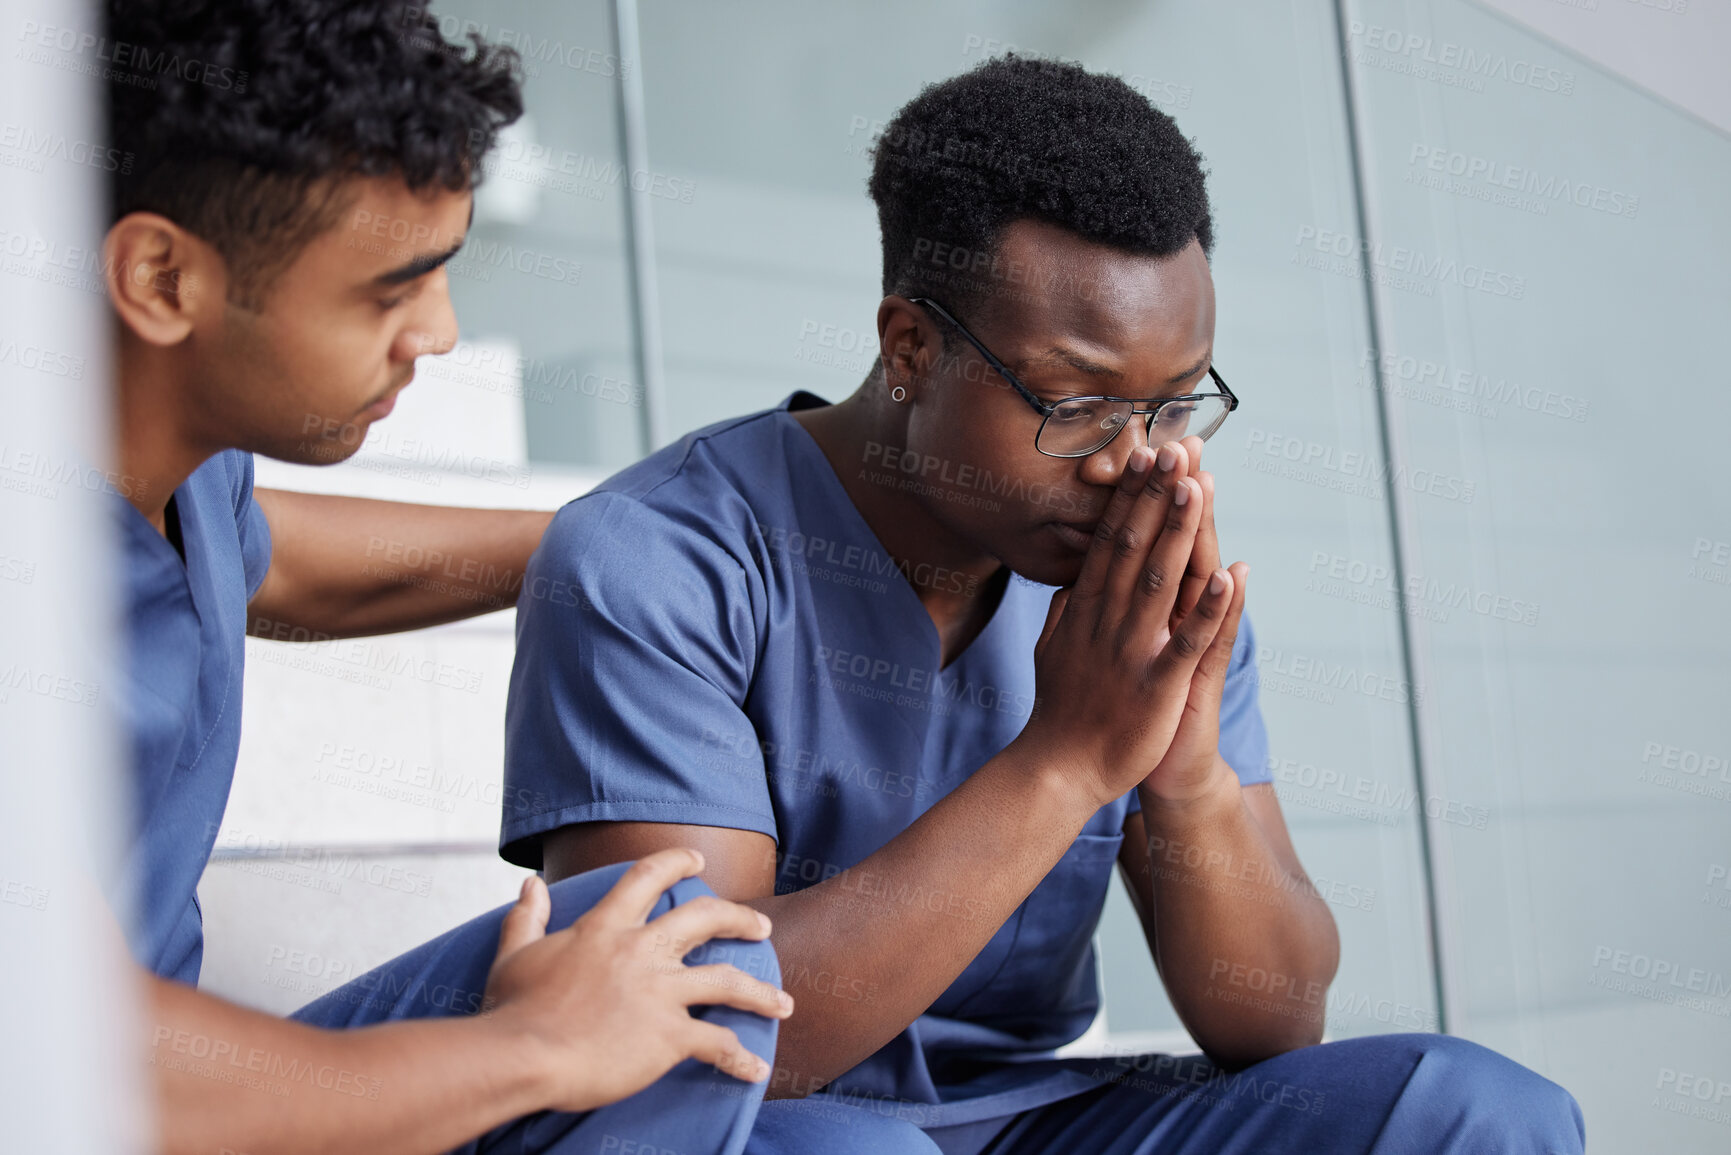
[1146,562,1233,688]
[1188,561,1249,702]
[1119,474,1202,650]
[591,848,707,927]
[494,875,551,966]
[683,1020,772,1083]
[674,964,793,1019]
[647,895,774,956]
[1097,441,1188,632]
[1068,444,1156,603]
[1174,470,1221,627]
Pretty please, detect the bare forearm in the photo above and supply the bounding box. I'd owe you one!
[749,741,1100,1097]
[150,977,547,1155]
[250,489,554,637]
[1134,769,1340,1067]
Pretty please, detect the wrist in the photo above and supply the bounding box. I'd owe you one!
[460,1003,564,1117]
[1139,755,1241,827]
[1000,730,1122,819]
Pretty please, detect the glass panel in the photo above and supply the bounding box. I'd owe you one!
[431,0,644,471]
[1342,0,1731,1147]
[636,0,1435,1045]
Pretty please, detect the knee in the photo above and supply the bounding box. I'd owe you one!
[1401,1035,1584,1150]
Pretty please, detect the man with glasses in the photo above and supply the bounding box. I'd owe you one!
[503,55,1583,1153]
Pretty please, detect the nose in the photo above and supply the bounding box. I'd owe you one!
[402,270,459,360]
[1076,411,1156,488]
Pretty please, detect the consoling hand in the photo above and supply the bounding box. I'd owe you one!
[480,848,793,1115]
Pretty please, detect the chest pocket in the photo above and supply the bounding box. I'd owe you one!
[933,830,1124,1037]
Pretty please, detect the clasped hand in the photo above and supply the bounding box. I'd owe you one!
[1020,437,1249,808]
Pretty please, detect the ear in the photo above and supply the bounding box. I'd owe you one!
[875,296,940,394]
[103,213,228,346]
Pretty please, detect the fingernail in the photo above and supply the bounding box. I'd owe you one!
[778,991,794,1013]
[1128,446,1153,473]
[1209,569,1227,595]
[757,912,772,935]
[1173,479,1191,506]
[1156,444,1178,472]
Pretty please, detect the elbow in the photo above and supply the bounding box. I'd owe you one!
[1201,1017,1325,1072]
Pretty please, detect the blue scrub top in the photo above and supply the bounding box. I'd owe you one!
[503,392,1270,1122]
[115,449,271,983]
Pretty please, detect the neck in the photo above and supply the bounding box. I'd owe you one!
[117,325,217,534]
[793,390,1006,653]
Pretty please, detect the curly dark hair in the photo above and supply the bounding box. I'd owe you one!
[105,0,524,306]
[869,54,1212,323]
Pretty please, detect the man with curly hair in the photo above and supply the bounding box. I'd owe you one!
[99,3,812,1153]
[504,56,1587,1153]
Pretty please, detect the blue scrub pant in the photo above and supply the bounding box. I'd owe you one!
[293,862,785,1155]
[746,1035,1585,1155]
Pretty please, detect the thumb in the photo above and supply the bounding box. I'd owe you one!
[494,874,551,967]
[1035,587,1070,661]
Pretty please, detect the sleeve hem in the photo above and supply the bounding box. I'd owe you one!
[499,800,779,870]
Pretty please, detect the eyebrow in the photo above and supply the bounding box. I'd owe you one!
[1011,346,1213,386]
[373,237,466,286]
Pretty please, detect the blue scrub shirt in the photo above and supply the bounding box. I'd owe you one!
[115,449,271,983]
[504,391,1270,1126]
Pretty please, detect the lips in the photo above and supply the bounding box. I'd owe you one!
[1050,520,1098,552]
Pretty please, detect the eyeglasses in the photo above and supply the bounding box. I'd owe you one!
[908,296,1239,459]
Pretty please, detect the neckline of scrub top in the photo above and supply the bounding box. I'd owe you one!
[773,393,1017,676]
[119,469,217,631]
